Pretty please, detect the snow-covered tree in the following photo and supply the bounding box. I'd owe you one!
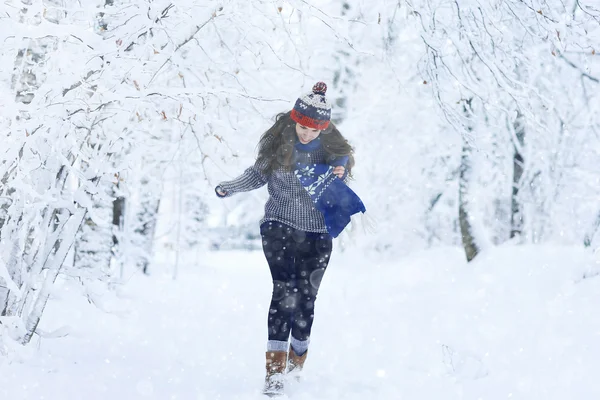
[410,0,600,259]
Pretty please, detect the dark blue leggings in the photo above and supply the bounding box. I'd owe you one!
[260,221,333,343]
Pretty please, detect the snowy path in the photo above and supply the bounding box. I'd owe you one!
[2,246,600,399]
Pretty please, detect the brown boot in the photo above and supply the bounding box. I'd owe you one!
[264,351,287,396]
[287,348,308,377]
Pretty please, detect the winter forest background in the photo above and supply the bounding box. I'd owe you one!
[1,0,600,399]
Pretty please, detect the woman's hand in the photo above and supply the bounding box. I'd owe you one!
[215,185,227,197]
[333,166,345,179]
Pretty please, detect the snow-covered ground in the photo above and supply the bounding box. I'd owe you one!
[2,245,600,400]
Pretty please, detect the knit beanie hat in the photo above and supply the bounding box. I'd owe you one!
[290,82,332,130]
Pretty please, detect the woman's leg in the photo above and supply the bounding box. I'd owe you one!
[289,231,333,356]
[260,221,298,352]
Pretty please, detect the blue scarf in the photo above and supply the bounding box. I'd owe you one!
[294,154,366,238]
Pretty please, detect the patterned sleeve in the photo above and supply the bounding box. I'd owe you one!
[329,155,349,167]
[216,135,273,198]
[217,160,269,198]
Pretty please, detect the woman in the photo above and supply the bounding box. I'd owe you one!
[215,82,364,396]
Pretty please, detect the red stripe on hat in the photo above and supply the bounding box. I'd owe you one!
[291,109,330,130]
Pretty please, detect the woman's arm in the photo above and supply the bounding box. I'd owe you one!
[329,155,349,167]
[215,134,274,198]
[215,159,269,198]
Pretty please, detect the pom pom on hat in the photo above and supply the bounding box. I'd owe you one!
[312,82,327,95]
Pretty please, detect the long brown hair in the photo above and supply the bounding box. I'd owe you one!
[255,111,355,177]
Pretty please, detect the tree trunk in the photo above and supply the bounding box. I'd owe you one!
[459,141,479,262]
[112,188,126,280]
[510,110,525,238]
[22,209,87,344]
[112,193,125,248]
[0,173,25,318]
[183,189,207,248]
[458,99,480,262]
[0,240,23,317]
[135,178,162,274]
[73,178,114,278]
[584,212,600,248]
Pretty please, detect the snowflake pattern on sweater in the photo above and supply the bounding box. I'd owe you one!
[294,164,334,199]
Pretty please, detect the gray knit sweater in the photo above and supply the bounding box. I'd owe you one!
[217,137,333,233]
